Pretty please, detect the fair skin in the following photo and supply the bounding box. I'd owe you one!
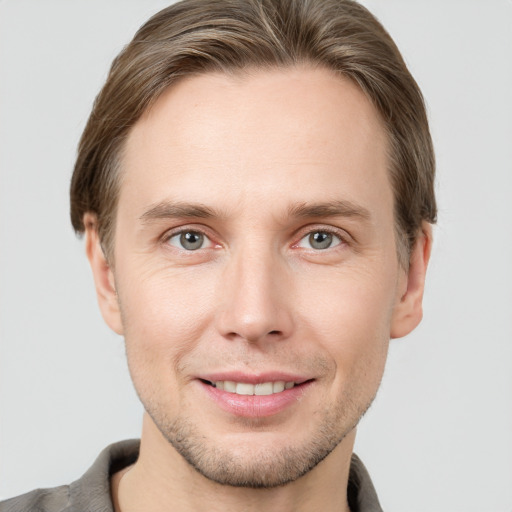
[86,66,431,512]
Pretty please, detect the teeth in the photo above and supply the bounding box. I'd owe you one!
[213,380,296,396]
[223,381,236,393]
[273,381,285,393]
[236,382,254,395]
[255,382,273,395]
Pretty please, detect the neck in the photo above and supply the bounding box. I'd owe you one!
[112,414,356,512]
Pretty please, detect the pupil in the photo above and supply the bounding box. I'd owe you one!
[180,231,203,250]
[310,231,332,250]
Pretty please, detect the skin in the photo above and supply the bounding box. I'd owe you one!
[85,66,431,512]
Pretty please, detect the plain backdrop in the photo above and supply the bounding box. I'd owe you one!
[1,1,511,510]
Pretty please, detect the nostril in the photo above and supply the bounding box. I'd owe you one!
[268,330,281,336]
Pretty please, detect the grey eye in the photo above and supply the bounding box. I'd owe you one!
[181,231,203,250]
[297,230,342,250]
[309,231,333,249]
[168,231,209,250]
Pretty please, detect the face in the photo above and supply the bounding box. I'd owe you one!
[89,66,427,488]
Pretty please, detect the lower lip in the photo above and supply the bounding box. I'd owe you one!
[199,381,313,418]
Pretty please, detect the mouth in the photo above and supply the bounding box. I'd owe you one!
[197,376,315,418]
[200,378,311,396]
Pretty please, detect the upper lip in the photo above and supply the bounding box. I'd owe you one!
[198,371,312,385]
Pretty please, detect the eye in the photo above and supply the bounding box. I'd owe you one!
[297,230,343,250]
[166,230,213,251]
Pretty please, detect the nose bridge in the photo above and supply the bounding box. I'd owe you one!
[216,239,293,343]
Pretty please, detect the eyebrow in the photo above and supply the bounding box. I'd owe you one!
[287,200,371,221]
[139,201,223,223]
[139,199,371,224]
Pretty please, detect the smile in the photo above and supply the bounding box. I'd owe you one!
[199,377,314,418]
[208,380,296,395]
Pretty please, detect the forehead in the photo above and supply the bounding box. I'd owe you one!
[119,65,391,223]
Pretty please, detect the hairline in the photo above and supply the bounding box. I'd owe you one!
[95,63,413,269]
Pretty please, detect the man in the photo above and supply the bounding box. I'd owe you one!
[0,0,435,510]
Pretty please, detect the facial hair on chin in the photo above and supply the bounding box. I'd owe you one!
[144,388,375,489]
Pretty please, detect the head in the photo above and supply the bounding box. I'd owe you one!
[71,0,436,267]
[72,0,436,489]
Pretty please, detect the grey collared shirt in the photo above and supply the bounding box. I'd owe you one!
[0,439,383,512]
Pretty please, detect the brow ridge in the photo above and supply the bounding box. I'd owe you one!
[139,199,371,224]
[287,200,371,220]
[139,201,220,223]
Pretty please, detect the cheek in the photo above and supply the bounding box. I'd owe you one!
[115,262,219,380]
[295,264,396,387]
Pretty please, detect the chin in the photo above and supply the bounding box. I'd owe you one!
[147,395,369,488]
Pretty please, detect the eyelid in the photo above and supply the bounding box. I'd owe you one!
[292,224,352,249]
[160,224,219,250]
[158,223,352,251]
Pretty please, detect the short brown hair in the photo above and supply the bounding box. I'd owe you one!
[70,0,436,264]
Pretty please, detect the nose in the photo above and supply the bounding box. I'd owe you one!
[215,244,294,344]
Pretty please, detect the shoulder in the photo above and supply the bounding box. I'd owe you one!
[0,485,71,512]
[348,453,383,512]
[0,440,139,512]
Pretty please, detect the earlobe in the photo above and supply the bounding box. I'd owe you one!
[84,213,124,335]
[390,223,433,339]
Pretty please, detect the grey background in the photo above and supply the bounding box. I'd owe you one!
[1,1,511,510]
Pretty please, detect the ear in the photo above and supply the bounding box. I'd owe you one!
[84,213,124,335]
[390,223,433,339]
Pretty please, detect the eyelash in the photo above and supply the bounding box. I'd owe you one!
[293,226,348,251]
[162,226,217,252]
[161,225,350,253]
